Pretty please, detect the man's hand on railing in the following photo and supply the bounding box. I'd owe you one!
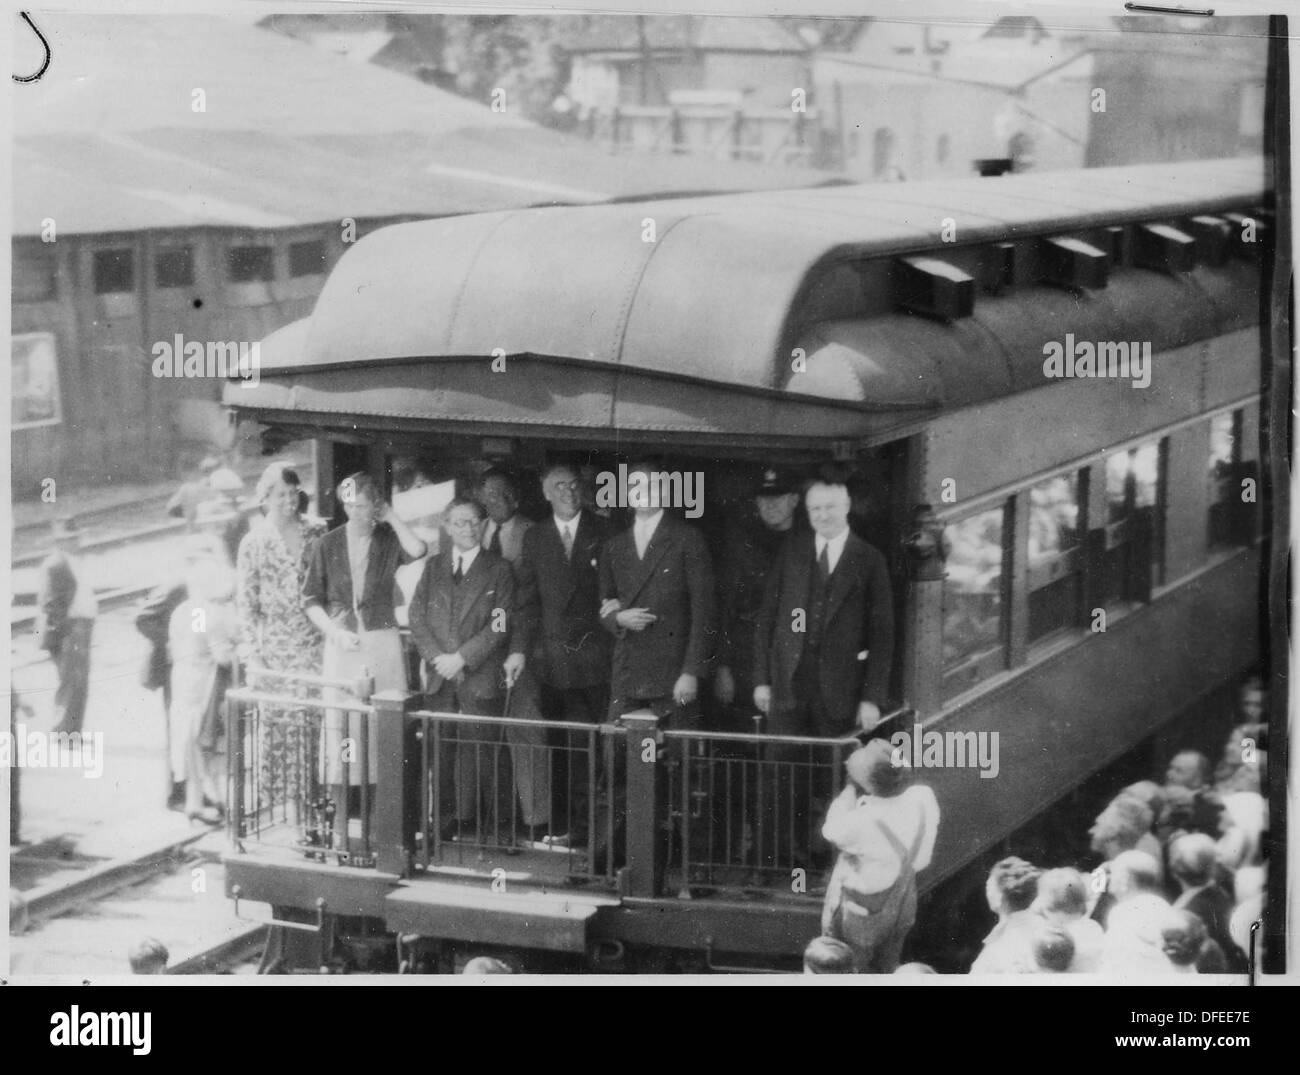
[672,673,698,707]
[432,652,467,680]
[857,701,882,732]
[503,652,525,689]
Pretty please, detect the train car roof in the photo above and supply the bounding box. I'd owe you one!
[229,157,1265,446]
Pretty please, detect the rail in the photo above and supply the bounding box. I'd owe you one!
[661,708,915,897]
[407,709,624,883]
[226,667,380,867]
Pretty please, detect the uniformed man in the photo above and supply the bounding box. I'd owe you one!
[712,467,804,732]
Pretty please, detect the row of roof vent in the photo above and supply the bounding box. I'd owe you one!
[892,209,1271,322]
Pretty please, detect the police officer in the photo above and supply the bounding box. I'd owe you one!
[712,467,804,731]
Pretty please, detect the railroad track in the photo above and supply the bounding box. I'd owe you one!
[10,831,268,977]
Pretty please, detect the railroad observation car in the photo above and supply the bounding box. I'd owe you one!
[220,157,1268,973]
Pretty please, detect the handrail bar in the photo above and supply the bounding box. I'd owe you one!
[409,708,627,735]
[225,688,375,715]
[661,729,861,747]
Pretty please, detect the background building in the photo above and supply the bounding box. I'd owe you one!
[11,14,830,494]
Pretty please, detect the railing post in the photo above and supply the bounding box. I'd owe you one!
[227,693,245,843]
[619,710,661,898]
[372,690,420,877]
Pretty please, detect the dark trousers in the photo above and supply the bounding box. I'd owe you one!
[538,682,607,840]
[427,682,511,833]
[52,619,94,735]
[759,650,836,871]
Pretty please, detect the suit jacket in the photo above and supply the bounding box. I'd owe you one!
[135,580,188,690]
[483,513,533,565]
[35,553,77,655]
[753,529,894,731]
[302,522,412,634]
[599,513,716,700]
[409,548,517,701]
[517,513,614,690]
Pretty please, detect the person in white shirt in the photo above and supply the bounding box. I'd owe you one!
[820,739,939,973]
[969,856,1043,974]
[1101,850,1180,979]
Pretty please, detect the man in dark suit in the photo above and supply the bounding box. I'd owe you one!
[753,477,894,737]
[598,463,716,725]
[409,497,523,844]
[516,463,615,844]
[37,517,97,736]
[752,477,894,866]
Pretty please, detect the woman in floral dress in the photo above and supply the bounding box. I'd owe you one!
[236,463,327,822]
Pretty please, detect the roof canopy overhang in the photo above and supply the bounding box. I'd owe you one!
[227,158,1264,448]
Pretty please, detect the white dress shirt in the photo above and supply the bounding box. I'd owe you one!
[815,527,851,575]
[453,544,481,577]
[633,510,664,559]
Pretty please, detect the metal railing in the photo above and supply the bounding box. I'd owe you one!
[409,709,623,882]
[661,708,916,896]
[227,665,380,867]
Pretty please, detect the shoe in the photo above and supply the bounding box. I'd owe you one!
[187,807,222,827]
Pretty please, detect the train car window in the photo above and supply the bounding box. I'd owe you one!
[942,504,1008,695]
[226,245,275,283]
[15,247,57,302]
[92,248,134,294]
[1027,471,1086,642]
[1100,440,1166,608]
[1207,409,1246,549]
[289,239,327,278]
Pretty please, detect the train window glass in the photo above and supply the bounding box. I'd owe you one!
[15,248,57,302]
[1207,410,1244,549]
[1027,471,1085,642]
[289,239,327,278]
[93,248,135,294]
[942,505,1007,692]
[1101,440,1166,607]
[154,247,195,289]
[226,245,275,283]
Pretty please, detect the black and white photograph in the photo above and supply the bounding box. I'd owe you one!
[3,0,1292,1005]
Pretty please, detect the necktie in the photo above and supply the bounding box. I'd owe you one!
[818,542,831,581]
[453,555,464,583]
[561,523,574,560]
[488,524,502,556]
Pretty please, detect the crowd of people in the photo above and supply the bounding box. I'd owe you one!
[802,678,1268,975]
[122,456,900,858]
[30,449,1268,979]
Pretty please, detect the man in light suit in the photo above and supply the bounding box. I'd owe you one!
[409,498,525,844]
[516,463,615,845]
[752,477,895,866]
[37,517,97,736]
